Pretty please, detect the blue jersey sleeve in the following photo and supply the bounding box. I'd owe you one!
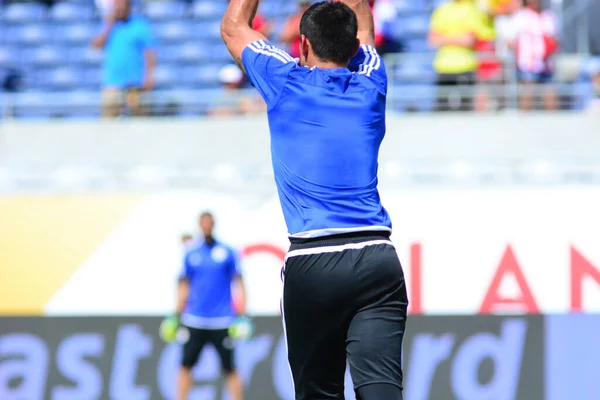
[242,40,297,108]
[348,44,387,93]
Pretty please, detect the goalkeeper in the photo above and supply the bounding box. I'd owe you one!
[170,211,247,400]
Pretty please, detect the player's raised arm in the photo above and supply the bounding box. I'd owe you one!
[339,0,375,48]
[221,0,268,71]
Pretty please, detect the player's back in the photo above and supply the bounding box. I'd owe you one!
[243,41,391,237]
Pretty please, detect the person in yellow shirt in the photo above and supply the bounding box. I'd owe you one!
[428,0,492,111]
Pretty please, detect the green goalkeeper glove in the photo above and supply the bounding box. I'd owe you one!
[159,314,180,343]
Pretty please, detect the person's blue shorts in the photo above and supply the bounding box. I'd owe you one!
[518,70,553,83]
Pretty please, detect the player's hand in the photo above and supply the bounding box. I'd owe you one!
[142,75,155,91]
[159,314,180,343]
[229,315,254,340]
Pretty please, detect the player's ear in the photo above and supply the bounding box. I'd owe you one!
[300,34,310,61]
[353,38,361,57]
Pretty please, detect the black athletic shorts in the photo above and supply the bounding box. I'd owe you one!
[282,231,408,399]
[180,326,235,373]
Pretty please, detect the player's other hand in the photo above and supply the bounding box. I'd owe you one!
[159,314,180,343]
[142,75,155,91]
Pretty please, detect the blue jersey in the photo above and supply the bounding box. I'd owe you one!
[179,239,242,329]
[242,40,392,238]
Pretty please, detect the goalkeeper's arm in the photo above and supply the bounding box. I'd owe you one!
[176,279,190,317]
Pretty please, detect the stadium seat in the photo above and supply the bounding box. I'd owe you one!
[178,42,210,63]
[0,46,17,67]
[191,0,228,19]
[154,21,191,42]
[5,24,50,46]
[38,67,82,90]
[81,67,103,88]
[154,65,179,88]
[156,44,182,63]
[177,65,221,88]
[390,83,436,112]
[393,58,436,83]
[2,2,47,23]
[56,23,96,44]
[209,44,233,63]
[50,2,94,22]
[24,46,64,67]
[404,14,431,37]
[68,46,103,66]
[144,1,187,20]
[405,38,432,53]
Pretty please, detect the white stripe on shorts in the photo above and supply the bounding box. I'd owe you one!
[284,239,394,263]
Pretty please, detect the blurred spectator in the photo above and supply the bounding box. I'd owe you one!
[252,11,272,38]
[507,0,558,111]
[372,0,403,55]
[1,68,23,118]
[585,57,600,114]
[473,0,519,111]
[92,0,157,118]
[428,0,489,112]
[280,0,311,59]
[209,64,266,117]
[2,68,23,93]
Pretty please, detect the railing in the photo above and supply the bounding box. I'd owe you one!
[0,53,596,119]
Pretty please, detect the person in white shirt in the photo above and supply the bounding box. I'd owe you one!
[507,0,559,110]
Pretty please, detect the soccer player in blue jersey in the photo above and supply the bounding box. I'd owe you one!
[221,1,408,399]
[175,212,246,400]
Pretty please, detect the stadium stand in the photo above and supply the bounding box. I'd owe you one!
[0,0,598,118]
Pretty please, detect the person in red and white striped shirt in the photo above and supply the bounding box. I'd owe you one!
[507,0,559,110]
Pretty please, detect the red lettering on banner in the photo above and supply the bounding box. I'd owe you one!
[409,243,422,314]
[480,246,539,313]
[241,243,286,262]
[570,247,600,312]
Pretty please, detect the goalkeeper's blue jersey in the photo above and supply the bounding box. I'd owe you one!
[242,41,391,238]
[179,239,241,329]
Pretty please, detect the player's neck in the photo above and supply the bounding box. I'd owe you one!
[307,60,347,70]
[304,54,347,70]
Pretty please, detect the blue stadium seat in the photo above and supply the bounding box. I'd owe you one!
[156,44,182,63]
[38,67,83,90]
[177,65,222,88]
[393,59,436,83]
[155,65,179,88]
[391,83,436,112]
[56,23,96,44]
[2,2,47,23]
[154,21,191,42]
[24,46,64,67]
[50,2,94,21]
[144,1,187,20]
[209,44,233,63]
[0,46,17,67]
[178,42,210,63]
[68,46,103,66]
[5,24,50,46]
[191,0,227,19]
[204,21,223,40]
[81,67,103,88]
[406,37,432,53]
[404,14,430,37]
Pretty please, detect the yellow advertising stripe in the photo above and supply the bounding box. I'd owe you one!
[0,195,143,315]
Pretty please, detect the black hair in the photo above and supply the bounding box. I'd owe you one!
[199,211,214,220]
[299,1,358,65]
